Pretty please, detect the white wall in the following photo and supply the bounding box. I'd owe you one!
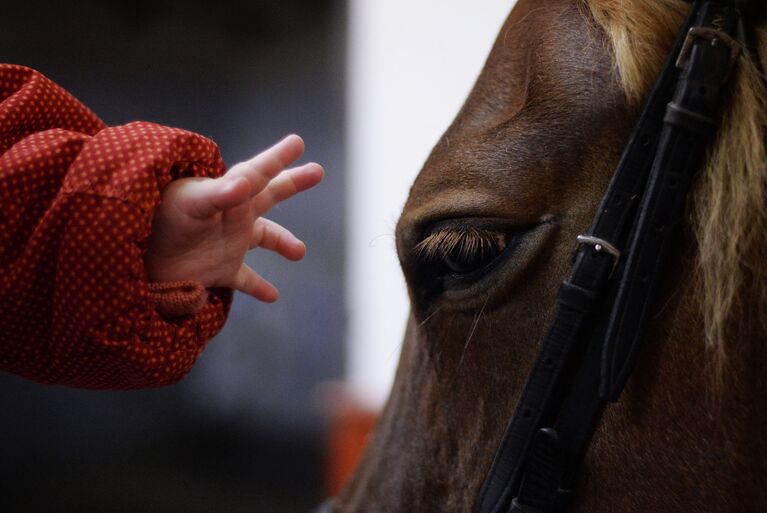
[346,0,517,409]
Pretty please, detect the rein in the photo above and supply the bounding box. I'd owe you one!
[474,1,748,512]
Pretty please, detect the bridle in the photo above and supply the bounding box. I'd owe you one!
[475,1,752,512]
[316,1,757,512]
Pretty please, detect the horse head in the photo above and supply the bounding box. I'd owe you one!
[336,0,767,511]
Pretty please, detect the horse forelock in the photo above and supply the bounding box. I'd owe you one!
[585,0,767,390]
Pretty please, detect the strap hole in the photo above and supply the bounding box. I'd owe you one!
[543,357,554,367]
[668,177,679,189]
[523,408,532,418]
[639,269,649,281]
[613,194,623,206]
[698,85,707,95]
[640,134,652,147]
[654,223,665,233]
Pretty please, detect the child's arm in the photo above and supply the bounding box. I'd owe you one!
[0,64,321,389]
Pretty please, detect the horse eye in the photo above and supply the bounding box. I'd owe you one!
[414,228,508,283]
[442,242,503,275]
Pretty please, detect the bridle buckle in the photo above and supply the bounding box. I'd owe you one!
[576,235,621,276]
[675,26,742,79]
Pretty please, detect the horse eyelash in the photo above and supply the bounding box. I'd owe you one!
[413,228,507,262]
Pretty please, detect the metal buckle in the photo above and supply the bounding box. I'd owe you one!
[576,235,621,276]
[675,27,742,79]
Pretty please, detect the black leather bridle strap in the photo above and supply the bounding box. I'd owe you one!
[474,2,743,513]
[473,3,701,510]
[532,9,741,512]
[600,5,742,399]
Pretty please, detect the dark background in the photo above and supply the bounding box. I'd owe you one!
[0,1,346,511]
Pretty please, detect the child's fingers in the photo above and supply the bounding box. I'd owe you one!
[175,176,251,220]
[232,264,279,302]
[251,162,324,217]
[249,218,306,261]
[225,134,305,196]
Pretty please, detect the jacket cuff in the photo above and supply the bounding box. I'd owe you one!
[148,280,209,318]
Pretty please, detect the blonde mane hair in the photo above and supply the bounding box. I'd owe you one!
[583,0,767,386]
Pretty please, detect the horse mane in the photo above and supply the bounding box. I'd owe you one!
[583,0,767,387]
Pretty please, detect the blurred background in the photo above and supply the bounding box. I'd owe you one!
[0,1,511,512]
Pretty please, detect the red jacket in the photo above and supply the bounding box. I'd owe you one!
[0,64,232,389]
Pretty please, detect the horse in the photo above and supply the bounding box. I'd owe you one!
[333,0,767,511]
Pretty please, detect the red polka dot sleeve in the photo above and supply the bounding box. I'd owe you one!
[0,64,233,389]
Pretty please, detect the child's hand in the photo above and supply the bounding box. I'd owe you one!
[145,135,323,302]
